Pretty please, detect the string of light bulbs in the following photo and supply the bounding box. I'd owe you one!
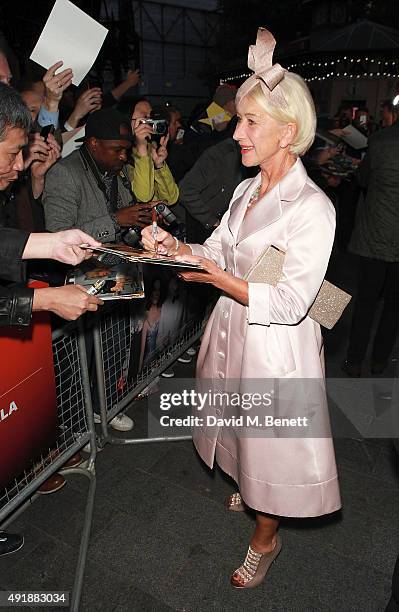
[220,56,399,84]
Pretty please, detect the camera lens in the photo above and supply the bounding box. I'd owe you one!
[155,203,178,227]
[122,226,142,247]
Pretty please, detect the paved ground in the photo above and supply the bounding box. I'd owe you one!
[1,248,398,611]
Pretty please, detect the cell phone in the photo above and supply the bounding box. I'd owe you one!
[40,124,55,142]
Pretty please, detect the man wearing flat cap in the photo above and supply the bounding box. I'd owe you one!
[43,108,154,242]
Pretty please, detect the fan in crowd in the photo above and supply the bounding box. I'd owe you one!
[126,96,179,205]
[0,82,103,555]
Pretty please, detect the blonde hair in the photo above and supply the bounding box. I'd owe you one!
[247,72,316,156]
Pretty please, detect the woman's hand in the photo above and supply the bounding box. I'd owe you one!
[141,224,175,254]
[176,255,225,286]
[43,61,73,112]
[111,69,141,101]
[131,118,153,155]
[23,133,51,169]
[177,254,249,305]
[31,134,61,178]
[151,134,169,168]
[67,87,102,127]
[124,68,140,88]
[30,133,61,198]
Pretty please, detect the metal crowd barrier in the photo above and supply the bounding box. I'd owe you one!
[91,301,206,446]
[0,320,96,612]
[0,297,208,607]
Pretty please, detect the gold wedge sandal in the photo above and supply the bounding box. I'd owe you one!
[230,534,282,589]
[225,492,245,512]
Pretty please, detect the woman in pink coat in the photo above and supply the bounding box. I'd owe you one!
[142,27,341,590]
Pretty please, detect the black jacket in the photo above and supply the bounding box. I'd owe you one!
[0,226,33,327]
[179,138,248,242]
[350,121,399,261]
[168,116,238,184]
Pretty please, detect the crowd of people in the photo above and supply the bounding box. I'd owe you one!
[0,23,398,609]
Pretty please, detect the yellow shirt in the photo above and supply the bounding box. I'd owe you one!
[127,148,179,204]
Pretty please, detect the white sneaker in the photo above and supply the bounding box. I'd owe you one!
[186,347,197,356]
[93,412,101,424]
[110,413,134,432]
[177,353,192,363]
[161,368,175,378]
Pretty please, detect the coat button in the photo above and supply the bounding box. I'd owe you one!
[223,311,229,319]
[217,351,225,359]
[220,331,226,339]
[218,371,225,379]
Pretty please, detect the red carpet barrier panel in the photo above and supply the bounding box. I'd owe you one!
[0,282,57,488]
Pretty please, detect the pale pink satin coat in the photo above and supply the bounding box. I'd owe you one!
[189,159,341,518]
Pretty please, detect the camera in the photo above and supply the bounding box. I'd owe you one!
[155,203,178,228]
[138,118,168,135]
[121,225,143,248]
[40,124,55,142]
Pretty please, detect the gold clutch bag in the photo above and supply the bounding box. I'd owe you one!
[243,245,351,329]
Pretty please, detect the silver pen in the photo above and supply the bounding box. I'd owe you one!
[152,207,158,254]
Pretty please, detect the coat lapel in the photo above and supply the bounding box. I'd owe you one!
[237,185,282,243]
[237,159,308,244]
[227,177,259,243]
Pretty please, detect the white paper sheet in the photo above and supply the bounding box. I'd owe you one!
[340,124,368,150]
[61,125,85,158]
[30,0,108,86]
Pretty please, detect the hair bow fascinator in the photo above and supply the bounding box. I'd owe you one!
[236,27,287,108]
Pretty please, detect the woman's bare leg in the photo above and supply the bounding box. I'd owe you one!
[250,512,279,553]
[230,512,281,587]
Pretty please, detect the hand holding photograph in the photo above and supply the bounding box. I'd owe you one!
[80,243,204,270]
